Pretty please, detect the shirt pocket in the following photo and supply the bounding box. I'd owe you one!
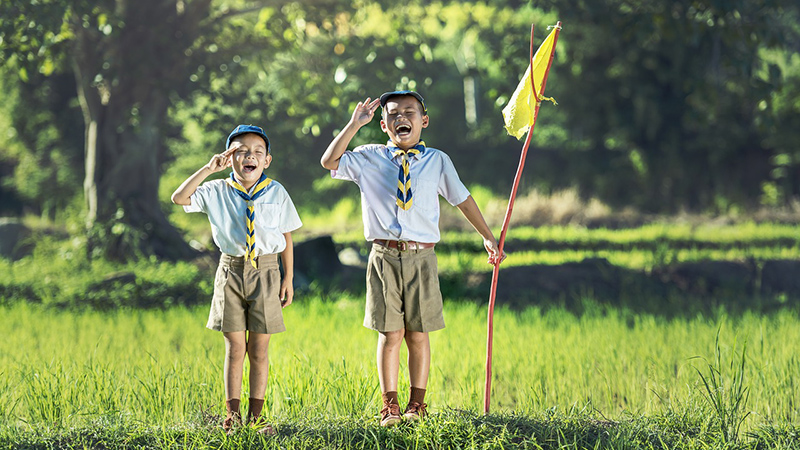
[412,178,440,211]
[254,203,281,230]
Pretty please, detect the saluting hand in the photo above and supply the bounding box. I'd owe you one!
[205,145,237,173]
[350,97,381,128]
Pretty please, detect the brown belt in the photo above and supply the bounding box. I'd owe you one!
[373,239,435,252]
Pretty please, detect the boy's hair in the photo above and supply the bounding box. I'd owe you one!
[379,90,427,116]
[226,124,271,153]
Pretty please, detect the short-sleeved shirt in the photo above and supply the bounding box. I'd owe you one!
[184,178,302,256]
[332,144,470,243]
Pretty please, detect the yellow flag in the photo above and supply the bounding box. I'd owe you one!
[502,26,559,139]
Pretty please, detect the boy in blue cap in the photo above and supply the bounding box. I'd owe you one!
[172,124,302,434]
[321,91,505,426]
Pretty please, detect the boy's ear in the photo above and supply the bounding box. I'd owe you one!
[264,153,273,168]
[380,119,388,133]
[421,115,429,128]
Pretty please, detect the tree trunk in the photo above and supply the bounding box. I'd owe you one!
[85,97,196,261]
[70,0,212,261]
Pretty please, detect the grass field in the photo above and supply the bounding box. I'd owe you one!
[3,222,800,448]
[2,296,800,449]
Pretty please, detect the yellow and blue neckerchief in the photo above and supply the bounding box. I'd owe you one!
[388,141,426,211]
[225,172,272,268]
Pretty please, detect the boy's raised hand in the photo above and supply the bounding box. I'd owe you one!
[205,145,236,173]
[320,96,381,171]
[171,144,237,206]
[350,97,381,128]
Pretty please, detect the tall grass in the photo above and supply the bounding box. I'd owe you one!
[2,298,800,431]
[693,328,750,445]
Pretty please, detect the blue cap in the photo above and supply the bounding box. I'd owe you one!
[379,90,427,114]
[226,124,270,153]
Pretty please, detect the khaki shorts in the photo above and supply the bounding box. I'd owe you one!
[207,254,285,334]
[365,243,445,332]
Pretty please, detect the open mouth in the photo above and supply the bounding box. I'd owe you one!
[395,124,412,137]
[243,164,257,173]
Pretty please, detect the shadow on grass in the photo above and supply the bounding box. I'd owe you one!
[438,259,800,319]
[298,236,800,319]
[3,233,800,320]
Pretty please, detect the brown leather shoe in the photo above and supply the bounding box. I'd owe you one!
[249,416,277,436]
[222,412,242,434]
[255,422,276,435]
[403,401,427,422]
[380,402,402,427]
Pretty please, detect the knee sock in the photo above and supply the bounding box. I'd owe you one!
[248,398,265,422]
[410,387,426,405]
[382,391,399,406]
[226,398,241,417]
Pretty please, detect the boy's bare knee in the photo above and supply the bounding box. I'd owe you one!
[379,329,405,347]
[226,344,246,362]
[404,330,429,345]
[248,350,269,365]
[246,333,270,363]
[224,333,247,360]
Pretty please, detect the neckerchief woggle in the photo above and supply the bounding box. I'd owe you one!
[226,172,272,268]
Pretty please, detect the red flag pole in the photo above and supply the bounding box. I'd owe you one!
[483,21,561,415]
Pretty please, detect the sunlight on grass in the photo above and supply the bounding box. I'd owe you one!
[436,246,800,272]
[2,300,800,430]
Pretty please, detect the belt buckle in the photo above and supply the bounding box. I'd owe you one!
[397,240,409,252]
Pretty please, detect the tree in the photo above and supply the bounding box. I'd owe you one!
[3,0,799,239]
[0,68,83,218]
[164,1,555,205]
[537,0,800,212]
[0,0,262,259]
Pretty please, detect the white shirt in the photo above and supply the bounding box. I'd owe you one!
[332,144,470,243]
[184,178,302,256]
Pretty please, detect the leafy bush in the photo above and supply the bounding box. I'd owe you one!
[0,236,211,309]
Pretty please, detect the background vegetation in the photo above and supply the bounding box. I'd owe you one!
[3,0,800,448]
[2,0,800,258]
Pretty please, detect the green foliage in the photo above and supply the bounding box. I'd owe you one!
[1,0,800,258]
[0,66,82,218]
[757,41,800,206]
[146,0,799,217]
[533,0,800,212]
[0,0,223,258]
[164,1,555,211]
[0,0,93,217]
[0,237,209,309]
